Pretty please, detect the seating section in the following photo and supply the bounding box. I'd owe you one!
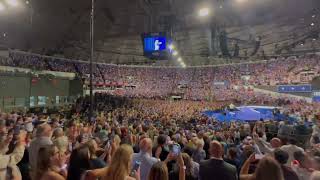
[1,50,319,100]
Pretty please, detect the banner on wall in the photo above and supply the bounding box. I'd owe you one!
[277,84,312,93]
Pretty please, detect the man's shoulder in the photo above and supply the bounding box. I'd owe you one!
[280,145,290,150]
[147,155,158,161]
[133,153,158,163]
[200,159,236,170]
[223,161,237,171]
[296,146,304,151]
[199,159,211,166]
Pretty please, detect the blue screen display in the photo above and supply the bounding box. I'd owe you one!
[277,85,312,93]
[144,37,166,52]
[313,96,320,102]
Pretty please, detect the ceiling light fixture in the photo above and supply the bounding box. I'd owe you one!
[168,44,174,50]
[0,2,5,11]
[6,0,19,7]
[199,8,209,17]
[172,51,178,56]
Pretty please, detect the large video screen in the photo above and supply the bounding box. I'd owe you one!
[142,32,170,59]
[143,36,166,52]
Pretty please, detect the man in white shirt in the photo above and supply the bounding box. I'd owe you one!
[280,138,304,166]
[291,151,313,180]
[254,135,281,155]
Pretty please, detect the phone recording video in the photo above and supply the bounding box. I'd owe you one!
[169,143,181,156]
[131,160,141,176]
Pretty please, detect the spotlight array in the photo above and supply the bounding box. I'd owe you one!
[168,43,187,68]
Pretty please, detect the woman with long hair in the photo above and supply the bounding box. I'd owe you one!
[86,139,107,169]
[103,144,139,180]
[170,153,197,180]
[149,153,186,180]
[36,145,67,180]
[240,155,284,180]
[148,162,169,180]
[67,145,91,180]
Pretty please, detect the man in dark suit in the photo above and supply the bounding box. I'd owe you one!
[199,140,238,180]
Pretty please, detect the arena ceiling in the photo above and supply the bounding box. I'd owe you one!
[0,0,318,55]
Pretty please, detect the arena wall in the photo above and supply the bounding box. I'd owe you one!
[0,73,82,111]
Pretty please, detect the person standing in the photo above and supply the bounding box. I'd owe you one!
[132,138,159,180]
[199,141,237,180]
[29,123,53,178]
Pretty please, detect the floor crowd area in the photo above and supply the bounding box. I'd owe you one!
[1,95,320,180]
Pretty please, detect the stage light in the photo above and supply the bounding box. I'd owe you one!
[198,8,209,17]
[177,57,182,62]
[311,23,315,26]
[172,51,178,56]
[26,1,29,4]
[168,44,174,50]
[0,2,5,11]
[6,0,19,7]
[300,43,304,46]
[313,38,316,41]
[181,63,186,68]
[236,0,249,3]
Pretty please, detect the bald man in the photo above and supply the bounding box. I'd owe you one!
[132,138,159,180]
[29,123,53,177]
[254,135,282,154]
[199,140,237,180]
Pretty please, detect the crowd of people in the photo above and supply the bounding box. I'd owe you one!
[0,95,320,180]
[1,51,320,100]
[0,51,320,180]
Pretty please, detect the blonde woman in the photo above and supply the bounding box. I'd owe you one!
[104,144,139,180]
[87,144,140,180]
[36,145,67,180]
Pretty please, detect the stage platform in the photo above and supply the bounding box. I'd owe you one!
[203,106,293,122]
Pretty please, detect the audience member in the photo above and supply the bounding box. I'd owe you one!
[133,138,159,180]
[240,155,284,180]
[36,145,67,180]
[29,123,53,177]
[199,141,237,180]
[273,148,299,180]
